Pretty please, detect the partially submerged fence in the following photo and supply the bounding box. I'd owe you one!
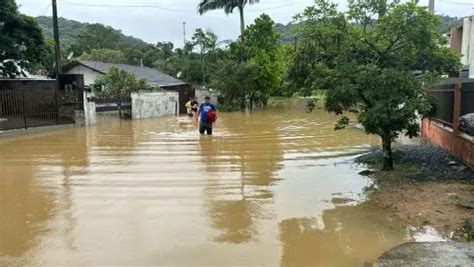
[0,78,84,131]
[94,97,131,112]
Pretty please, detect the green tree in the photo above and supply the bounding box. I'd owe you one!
[0,0,48,78]
[79,49,127,63]
[191,28,217,83]
[245,14,280,58]
[288,0,348,96]
[210,60,253,110]
[92,67,154,98]
[120,46,145,66]
[291,0,459,170]
[198,0,260,61]
[245,14,284,106]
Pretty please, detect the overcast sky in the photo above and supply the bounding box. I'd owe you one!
[17,0,474,47]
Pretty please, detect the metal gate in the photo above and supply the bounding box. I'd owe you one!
[0,80,83,131]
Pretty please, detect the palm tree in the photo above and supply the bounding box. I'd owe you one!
[198,0,259,61]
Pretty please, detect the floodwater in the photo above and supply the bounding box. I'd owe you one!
[1,104,414,266]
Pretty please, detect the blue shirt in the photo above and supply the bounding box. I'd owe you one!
[199,103,216,122]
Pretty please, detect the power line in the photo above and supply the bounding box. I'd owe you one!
[438,0,474,6]
[247,2,306,13]
[39,3,52,16]
[59,1,196,13]
[58,0,306,13]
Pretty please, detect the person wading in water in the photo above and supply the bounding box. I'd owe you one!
[196,96,217,135]
[185,97,199,118]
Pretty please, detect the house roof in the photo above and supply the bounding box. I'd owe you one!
[64,60,187,87]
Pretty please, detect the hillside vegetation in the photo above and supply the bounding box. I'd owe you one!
[36,16,148,49]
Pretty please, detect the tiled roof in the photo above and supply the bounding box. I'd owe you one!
[70,60,187,87]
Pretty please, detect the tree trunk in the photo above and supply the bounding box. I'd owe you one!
[381,134,394,171]
[239,5,245,62]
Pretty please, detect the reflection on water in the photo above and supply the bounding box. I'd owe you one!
[1,107,410,266]
[280,205,407,267]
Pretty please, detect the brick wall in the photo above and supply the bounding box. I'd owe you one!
[422,119,474,166]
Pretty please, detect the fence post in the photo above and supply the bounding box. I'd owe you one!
[453,83,462,135]
[55,87,60,124]
[21,89,27,129]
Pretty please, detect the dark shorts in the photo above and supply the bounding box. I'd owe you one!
[199,121,213,135]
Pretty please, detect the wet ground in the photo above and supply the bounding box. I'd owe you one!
[1,107,425,266]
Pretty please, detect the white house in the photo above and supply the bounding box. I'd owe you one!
[63,60,194,114]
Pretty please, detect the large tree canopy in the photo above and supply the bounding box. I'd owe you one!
[211,14,284,109]
[289,0,460,170]
[0,0,48,78]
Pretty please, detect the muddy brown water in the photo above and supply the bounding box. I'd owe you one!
[1,106,416,266]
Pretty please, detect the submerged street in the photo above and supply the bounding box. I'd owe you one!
[1,106,415,266]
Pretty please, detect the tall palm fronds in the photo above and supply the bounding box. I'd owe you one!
[197,0,260,61]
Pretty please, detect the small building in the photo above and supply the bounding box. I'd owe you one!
[63,60,194,114]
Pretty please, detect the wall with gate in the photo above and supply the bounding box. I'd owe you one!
[0,79,83,131]
[131,91,179,120]
[424,79,474,165]
[162,84,194,114]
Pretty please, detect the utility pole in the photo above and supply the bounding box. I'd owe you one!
[183,22,187,46]
[428,0,435,14]
[52,0,61,77]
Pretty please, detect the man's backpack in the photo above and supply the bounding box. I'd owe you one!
[207,109,217,123]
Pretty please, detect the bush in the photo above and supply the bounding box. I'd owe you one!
[93,67,157,98]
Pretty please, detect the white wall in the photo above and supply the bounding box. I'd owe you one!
[65,65,101,86]
[461,16,474,78]
[131,91,179,120]
[83,91,96,126]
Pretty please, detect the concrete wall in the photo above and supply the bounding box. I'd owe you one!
[195,89,219,104]
[131,91,179,120]
[450,27,463,55]
[73,92,96,126]
[65,65,100,86]
[162,84,194,114]
[83,91,96,126]
[422,119,474,166]
[460,16,474,78]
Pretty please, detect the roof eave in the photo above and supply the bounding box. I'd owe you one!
[63,61,106,74]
